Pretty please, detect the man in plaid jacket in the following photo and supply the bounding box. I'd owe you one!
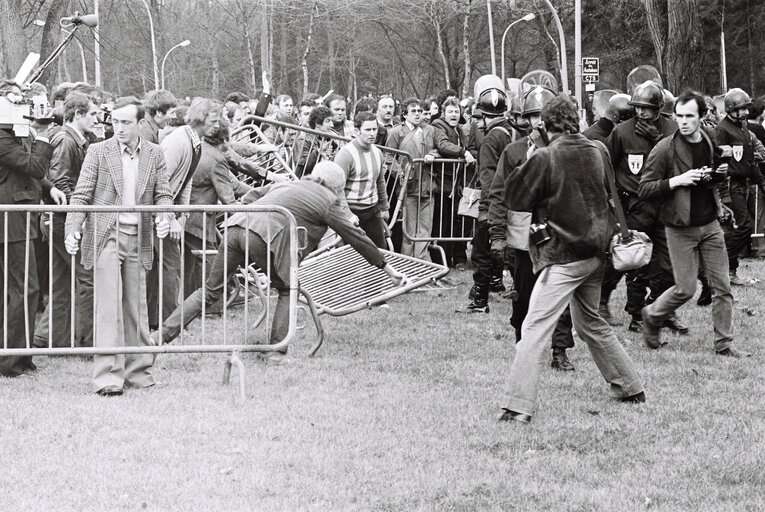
[65,96,172,396]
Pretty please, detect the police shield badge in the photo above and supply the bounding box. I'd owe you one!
[732,145,744,162]
[628,154,644,174]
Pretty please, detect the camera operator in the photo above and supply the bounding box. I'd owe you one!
[498,94,644,424]
[0,79,66,377]
[639,90,750,358]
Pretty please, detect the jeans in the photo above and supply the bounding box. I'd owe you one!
[161,227,290,348]
[504,257,643,417]
[644,221,733,352]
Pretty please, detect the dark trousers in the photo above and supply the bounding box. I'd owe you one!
[725,179,753,272]
[431,190,467,267]
[0,240,38,375]
[161,227,289,347]
[34,219,94,347]
[471,221,503,287]
[511,250,574,350]
[183,232,217,299]
[146,235,181,328]
[352,204,387,249]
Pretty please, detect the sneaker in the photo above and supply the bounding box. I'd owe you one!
[497,408,531,424]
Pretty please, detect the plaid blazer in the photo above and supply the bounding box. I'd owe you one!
[65,136,173,269]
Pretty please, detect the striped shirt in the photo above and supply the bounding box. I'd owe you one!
[334,138,387,210]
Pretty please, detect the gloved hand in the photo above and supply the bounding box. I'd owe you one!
[634,119,663,143]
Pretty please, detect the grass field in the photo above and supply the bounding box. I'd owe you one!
[2,258,764,511]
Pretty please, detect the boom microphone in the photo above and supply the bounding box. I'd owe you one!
[61,13,98,28]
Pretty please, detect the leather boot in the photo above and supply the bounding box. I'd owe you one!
[467,285,490,313]
[551,348,575,371]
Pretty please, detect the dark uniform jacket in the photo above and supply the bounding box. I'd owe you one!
[477,117,514,222]
[488,136,528,239]
[715,116,765,184]
[0,129,54,242]
[583,117,614,144]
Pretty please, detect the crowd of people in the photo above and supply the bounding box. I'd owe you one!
[1,69,763,422]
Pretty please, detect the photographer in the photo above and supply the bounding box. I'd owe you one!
[498,94,644,424]
[0,79,65,377]
[639,90,749,358]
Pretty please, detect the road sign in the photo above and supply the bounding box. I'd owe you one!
[582,57,599,75]
[582,74,599,83]
[585,83,596,92]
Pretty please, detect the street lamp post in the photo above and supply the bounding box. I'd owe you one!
[542,0,569,95]
[500,13,536,86]
[140,0,160,88]
[161,40,191,90]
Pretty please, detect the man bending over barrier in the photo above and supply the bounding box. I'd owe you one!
[154,162,406,364]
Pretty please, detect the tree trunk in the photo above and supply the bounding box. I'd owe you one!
[435,19,451,89]
[641,0,667,74]
[664,0,702,91]
[328,30,335,91]
[246,28,258,97]
[211,53,219,99]
[301,2,318,97]
[461,0,472,98]
[279,15,287,93]
[37,1,72,89]
[260,0,271,80]
[0,0,29,78]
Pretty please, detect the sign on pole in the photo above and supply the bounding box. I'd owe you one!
[582,74,599,83]
[582,57,599,75]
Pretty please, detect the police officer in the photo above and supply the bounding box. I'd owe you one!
[715,88,765,285]
[584,93,633,144]
[465,75,515,313]
[599,81,688,334]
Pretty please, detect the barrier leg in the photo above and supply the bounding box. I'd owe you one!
[222,350,247,401]
[302,288,325,357]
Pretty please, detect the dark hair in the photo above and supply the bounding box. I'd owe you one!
[441,97,461,113]
[749,96,765,120]
[354,111,376,128]
[353,97,377,117]
[51,82,75,103]
[298,99,315,110]
[541,94,580,134]
[674,90,707,118]
[323,94,346,108]
[63,92,93,123]
[308,105,332,129]
[436,89,458,111]
[400,97,421,119]
[225,91,250,104]
[112,96,145,121]
[224,101,239,121]
[143,89,177,116]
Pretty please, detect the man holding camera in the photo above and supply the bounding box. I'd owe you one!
[639,90,750,357]
[498,95,644,424]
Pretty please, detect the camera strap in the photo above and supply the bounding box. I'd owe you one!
[598,141,632,241]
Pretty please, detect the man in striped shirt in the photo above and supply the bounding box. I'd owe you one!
[333,112,389,248]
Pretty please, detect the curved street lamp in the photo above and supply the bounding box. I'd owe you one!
[161,40,191,90]
[541,0,569,94]
[500,13,536,85]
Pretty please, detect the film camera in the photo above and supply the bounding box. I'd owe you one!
[0,90,53,138]
[698,145,732,187]
[529,222,551,246]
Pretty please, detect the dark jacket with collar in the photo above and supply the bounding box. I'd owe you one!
[49,124,89,200]
[0,128,54,242]
[488,136,528,237]
[477,117,514,221]
[638,129,723,227]
[583,117,614,144]
[504,133,614,274]
[432,117,470,194]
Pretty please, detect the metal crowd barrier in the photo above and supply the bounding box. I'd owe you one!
[231,115,414,244]
[400,158,477,264]
[0,204,303,400]
[297,245,449,355]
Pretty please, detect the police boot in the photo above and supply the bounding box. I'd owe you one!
[489,275,506,293]
[467,285,490,313]
[551,348,575,371]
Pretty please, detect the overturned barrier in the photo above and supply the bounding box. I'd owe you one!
[0,204,302,400]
